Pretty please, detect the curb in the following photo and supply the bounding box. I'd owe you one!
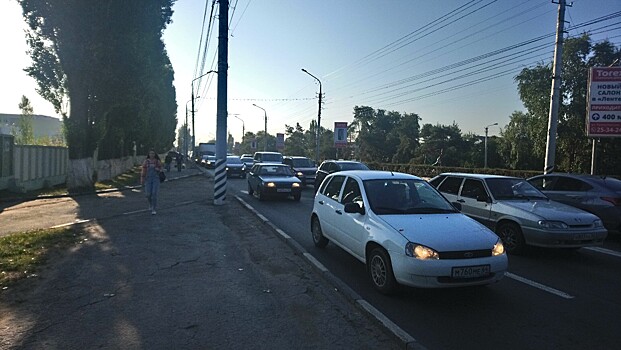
[234,195,426,350]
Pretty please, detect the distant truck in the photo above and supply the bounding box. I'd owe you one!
[195,142,216,162]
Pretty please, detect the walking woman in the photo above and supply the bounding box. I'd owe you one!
[141,149,163,215]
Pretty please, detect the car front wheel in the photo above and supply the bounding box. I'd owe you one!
[367,247,398,294]
[496,222,526,254]
[311,217,329,248]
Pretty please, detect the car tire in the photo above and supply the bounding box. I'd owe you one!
[293,193,301,201]
[248,183,254,196]
[367,247,398,294]
[257,188,265,201]
[311,217,329,248]
[496,222,526,255]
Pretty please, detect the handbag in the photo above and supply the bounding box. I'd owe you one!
[159,171,166,183]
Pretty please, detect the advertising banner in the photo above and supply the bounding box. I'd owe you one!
[587,67,621,138]
[334,122,348,148]
[276,133,285,149]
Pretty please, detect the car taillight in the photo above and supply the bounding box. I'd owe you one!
[601,197,621,206]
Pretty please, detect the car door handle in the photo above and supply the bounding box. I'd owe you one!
[457,199,465,203]
[335,210,342,215]
[318,200,324,205]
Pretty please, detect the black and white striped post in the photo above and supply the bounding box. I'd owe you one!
[214,0,228,205]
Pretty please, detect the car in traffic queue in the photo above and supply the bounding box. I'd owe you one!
[201,155,217,168]
[225,155,246,178]
[283,156,317,186]
[252,151,283,164]
[310,170,508,294]
[429,173,608,254]
[527,173,621,236]
[247,163,302,201]
[314,160,370,192]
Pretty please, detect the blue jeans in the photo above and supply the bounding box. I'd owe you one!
[144,176,160,210]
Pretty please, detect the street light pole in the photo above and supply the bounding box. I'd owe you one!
[185,97,198,158]
[191,70,217,156]
[229,114,245,141]
[252,104,267,151]
[301,68,322,163]
[484,122,498,168]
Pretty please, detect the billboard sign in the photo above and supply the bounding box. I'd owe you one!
[334,122,347,148]
[587,67,621,138]
[276,133,285,149]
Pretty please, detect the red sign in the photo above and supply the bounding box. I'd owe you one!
[334,122,347,148]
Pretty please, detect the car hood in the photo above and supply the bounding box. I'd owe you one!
[378,214,498,251]
[294,167,317,172]
[497,200,598,223]
[259,175,301,183]
[227,164,244,168]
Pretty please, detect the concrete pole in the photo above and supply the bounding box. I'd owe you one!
[214,0,229,205]
[544,0,567,174]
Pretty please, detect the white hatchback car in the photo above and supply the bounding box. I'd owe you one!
[311,170,508,294]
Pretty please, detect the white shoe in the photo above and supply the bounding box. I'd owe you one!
[151,210,156,215]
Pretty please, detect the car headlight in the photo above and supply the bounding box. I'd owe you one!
[405,242,439,260]
[593,219,603,228]
[296,172,304,177]
[538,220,568,229]
[226,167,229,171]
[292,183,300,188]
[266,182,276,188]
[492,239,505,256]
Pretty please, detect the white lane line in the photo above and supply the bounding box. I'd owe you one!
[50,219,93,228]
[505,272,574,299]
[584,247,621,258]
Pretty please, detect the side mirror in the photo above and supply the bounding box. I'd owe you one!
[452,202,462,211]
[344,202,365,215]
[476,195,490,203]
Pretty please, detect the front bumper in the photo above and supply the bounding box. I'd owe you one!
[521,226,608,248]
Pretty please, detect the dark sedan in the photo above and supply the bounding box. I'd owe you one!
[528,173,621,235]
[247,163,302,201]
[314,160,370,192]
[226,156,246,178]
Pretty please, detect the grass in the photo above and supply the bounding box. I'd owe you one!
[0,167,142,289]
[0,226,84,289]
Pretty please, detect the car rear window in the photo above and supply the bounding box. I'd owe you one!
[261,153,283,162]
[339,162,369,171]
[292,158,314,167]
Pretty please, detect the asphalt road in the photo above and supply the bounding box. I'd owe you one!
[223,175,621,350]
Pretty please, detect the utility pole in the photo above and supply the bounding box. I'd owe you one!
[214,0,228,205]
[544,0,568,174]
[301,69,322,163]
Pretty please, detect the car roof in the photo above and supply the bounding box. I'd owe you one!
[333,170,422,181]
[256,162,287,166]
[254,151,282,155]
[437,172,519,180]
[285,156,310,159]
[323,159,364,164]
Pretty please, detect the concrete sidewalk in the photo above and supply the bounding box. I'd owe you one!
[0,166,403,349]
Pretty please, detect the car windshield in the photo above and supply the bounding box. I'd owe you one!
[363,179,457,215]
[260,165,293,176]
[340,162,369,171]
[227,157,242,164]
[486,178,548,200]
[292,158,315,167]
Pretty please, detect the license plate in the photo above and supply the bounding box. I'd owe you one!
[277,188,291,193]
[573,233,593,240]
[451,265,490,279]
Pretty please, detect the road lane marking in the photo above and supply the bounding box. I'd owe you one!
[505,272,574,299]
[584,247,621,258]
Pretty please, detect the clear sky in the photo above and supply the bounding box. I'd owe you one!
[1,0,620,145]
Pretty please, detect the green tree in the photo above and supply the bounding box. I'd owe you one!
[15,95,35,145]
[415,123,465,167]
[18,0,176,188]
[499,111,542,170]
[514,35,621,174]
[284,123,308,156]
